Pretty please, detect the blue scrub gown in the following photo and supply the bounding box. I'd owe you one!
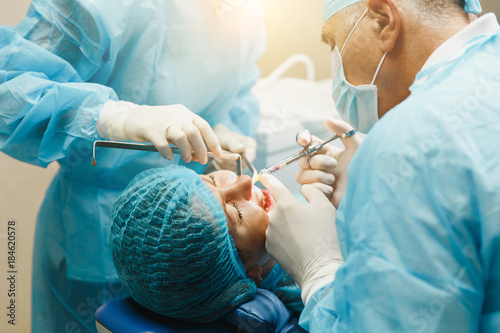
[0,0,265,331]
[300,18,500,333]
[260,263,304,316]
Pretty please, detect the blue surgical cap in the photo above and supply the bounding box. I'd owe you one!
[323,0,362,23]
[108,165,256,322]
[463,0,482,15]
[323,0,482,23]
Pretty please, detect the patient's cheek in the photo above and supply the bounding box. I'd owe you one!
[260,211,270,228]
[255,214,268,243]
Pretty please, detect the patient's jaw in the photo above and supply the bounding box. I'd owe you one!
[200,171,275,275]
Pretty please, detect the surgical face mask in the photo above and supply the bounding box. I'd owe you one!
[332,9,387,133]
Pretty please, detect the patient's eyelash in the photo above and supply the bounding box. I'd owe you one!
[230,202,243,222]
[209,174,217,186]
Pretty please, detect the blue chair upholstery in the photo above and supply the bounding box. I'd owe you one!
[223,289,306,333]
[95,289,306,333]
[95,296,235,333]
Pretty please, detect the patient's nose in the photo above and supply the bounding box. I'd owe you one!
[222,175,253,202]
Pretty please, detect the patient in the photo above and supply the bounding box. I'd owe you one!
[107,165,302,323]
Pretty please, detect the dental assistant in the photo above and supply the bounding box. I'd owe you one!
[0,0,265,331]
[261,0,500,331]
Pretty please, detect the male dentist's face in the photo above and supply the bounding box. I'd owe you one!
[322,10,402,118]
[200,171,275,268]
[323,13,382,88]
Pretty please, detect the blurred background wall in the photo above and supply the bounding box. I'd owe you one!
[0,0,499,332]
[0,3,51,333]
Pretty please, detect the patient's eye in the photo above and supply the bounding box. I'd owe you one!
[209,174,217,186]
[230,202,244,223]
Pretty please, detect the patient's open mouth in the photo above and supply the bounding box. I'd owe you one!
[252,186,275,214]
[261,189,275,213]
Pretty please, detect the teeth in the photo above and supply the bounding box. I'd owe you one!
[254,187,270,212]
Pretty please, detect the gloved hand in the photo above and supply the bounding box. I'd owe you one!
[260,174,343,304]
[213,124,257,162]
[205,124,257,174]
[97,100,222,164]
[296,116,363,208]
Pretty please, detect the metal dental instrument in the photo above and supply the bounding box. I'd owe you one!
[253,129,358,183]
[242,153,258,181]
[91,140,244,176]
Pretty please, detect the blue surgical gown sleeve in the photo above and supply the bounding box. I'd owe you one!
[0,0,118,167]
[260,263,304,315]
[300,32,500,330]
[218,21,266,137]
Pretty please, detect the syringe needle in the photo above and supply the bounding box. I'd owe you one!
[256,129,358,180]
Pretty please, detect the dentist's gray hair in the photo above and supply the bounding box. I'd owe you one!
[338,0,468,31]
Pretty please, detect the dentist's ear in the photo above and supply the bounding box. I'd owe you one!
[367,0,401,54]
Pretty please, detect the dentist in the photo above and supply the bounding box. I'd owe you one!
[262,0,500,331]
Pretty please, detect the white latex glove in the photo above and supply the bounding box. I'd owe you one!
[97,100,222,164]
[205,124,257,174]
[261,174,343,304]
[213,124,257,162]
[296,117,363,208]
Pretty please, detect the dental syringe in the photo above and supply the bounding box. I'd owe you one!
[253,129,357,183]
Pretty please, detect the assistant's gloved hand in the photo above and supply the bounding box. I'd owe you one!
[213,124,257,162]
[205,124,257,174]
[296,116,363,208]
[97,100,222,165]
[261,174,343,304]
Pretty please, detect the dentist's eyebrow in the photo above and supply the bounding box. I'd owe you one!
[321,23,336,49]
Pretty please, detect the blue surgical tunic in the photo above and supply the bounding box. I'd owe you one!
[261,263,305,316]
[0,0,265,331]
[300,14,500,333]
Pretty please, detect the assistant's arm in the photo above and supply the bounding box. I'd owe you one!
[1,0,222,166]
[0,25,116,167]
